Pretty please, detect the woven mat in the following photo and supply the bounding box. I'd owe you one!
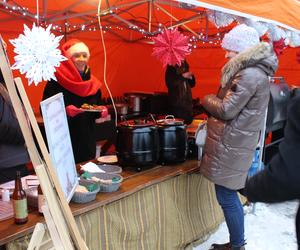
[0,200,13,221]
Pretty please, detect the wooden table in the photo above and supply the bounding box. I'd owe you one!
[0,160,224,249]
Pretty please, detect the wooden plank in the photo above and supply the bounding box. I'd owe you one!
[34,164,73,250]
[14,78,87,250]
[0,57,75,249]
[0,160,199,246]
[0,43,86,249]
[27,223,46,250]
[41,205,63,250]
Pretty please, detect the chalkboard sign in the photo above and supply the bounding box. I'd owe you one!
[40,93,78,202]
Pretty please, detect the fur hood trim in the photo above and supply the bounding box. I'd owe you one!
[221,42,274,88]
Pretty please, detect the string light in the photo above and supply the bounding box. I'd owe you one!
[0,1,227,47]
[0,1,32,18]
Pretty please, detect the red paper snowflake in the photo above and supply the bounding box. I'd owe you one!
[273,38,287,56]
[152,29,190,67]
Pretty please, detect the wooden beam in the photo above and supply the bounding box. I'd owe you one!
[0,42,87,250]
[154,3,198,36]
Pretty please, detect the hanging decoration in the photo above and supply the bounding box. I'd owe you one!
[152,28,190,67]
[237,17,269,36]
[207,10,235,28]
[272,38,287,56]
[10,24,67,86]
[286,31,300,47]
[267,24,287,42]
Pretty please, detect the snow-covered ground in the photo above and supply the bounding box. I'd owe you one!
[194,201,299,250]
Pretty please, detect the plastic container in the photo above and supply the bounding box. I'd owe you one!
[97,164,122,174]
[85,173,123,192]
[97,155,118,164]
[71,179,100,203]
[1,189,10,202]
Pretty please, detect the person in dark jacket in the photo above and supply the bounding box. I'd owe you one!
[43,39,107,163]
[0,37,29,183]
[0,78,30,183]
[200,24,278,250]
[165,59,195,124]
[245,92,300,248]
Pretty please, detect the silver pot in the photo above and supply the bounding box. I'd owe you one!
[127,95,142,112]
[124,92,153,113]
[115,103,128,115]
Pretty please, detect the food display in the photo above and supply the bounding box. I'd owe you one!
[80,103,103,111]
[75,185,89,193]
[97,155,118,164]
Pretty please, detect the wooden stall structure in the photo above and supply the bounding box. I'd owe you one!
[0,39,87,249]
[0,0,300,249]
[0,160,226,250]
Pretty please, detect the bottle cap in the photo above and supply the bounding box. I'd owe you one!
[2,189,10,202]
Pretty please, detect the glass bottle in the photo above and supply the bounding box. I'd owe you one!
[37,184,45,215]
[12,171,28,224]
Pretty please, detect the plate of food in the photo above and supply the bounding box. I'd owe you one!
[97,155,118,164]
[80,103,103,112]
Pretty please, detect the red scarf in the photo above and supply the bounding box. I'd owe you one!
[54,58,101,97]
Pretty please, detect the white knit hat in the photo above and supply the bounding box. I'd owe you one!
[221,24,260,52]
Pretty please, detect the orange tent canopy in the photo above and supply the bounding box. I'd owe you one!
[0,0,300,112]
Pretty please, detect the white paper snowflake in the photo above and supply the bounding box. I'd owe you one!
[267,24,287,42]
[286,30,300,47]
[207,10,235,28]
[10,23,67,86]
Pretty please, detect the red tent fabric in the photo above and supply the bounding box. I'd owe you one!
[0,1,299,112]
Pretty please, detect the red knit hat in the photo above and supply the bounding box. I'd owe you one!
[62,39,90,58]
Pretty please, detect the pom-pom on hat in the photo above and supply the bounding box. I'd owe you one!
[62,39,90,58]
[222,24,260,53]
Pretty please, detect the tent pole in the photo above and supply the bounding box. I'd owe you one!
[154,3,198,36]
[148,0,152,32]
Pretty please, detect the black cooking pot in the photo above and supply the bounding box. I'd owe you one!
[156,116,187,165]
[116,119,159,170]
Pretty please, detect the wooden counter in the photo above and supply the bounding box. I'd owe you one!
[0,160,200,246]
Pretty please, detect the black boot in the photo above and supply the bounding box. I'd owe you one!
[209,242,231,250]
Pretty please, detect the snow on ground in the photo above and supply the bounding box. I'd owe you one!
[194,201,299,250]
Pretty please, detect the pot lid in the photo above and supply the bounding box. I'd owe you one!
[156,115,184,126]
[119,119,155,127]
[124,92,153,97]
[115,103,128,108]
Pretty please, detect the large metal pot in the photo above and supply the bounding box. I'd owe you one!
[116,119,159,171]
[156,116,187,165]
[115,103,128,115]
[266,77,290,133]
[124,92,153,113]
